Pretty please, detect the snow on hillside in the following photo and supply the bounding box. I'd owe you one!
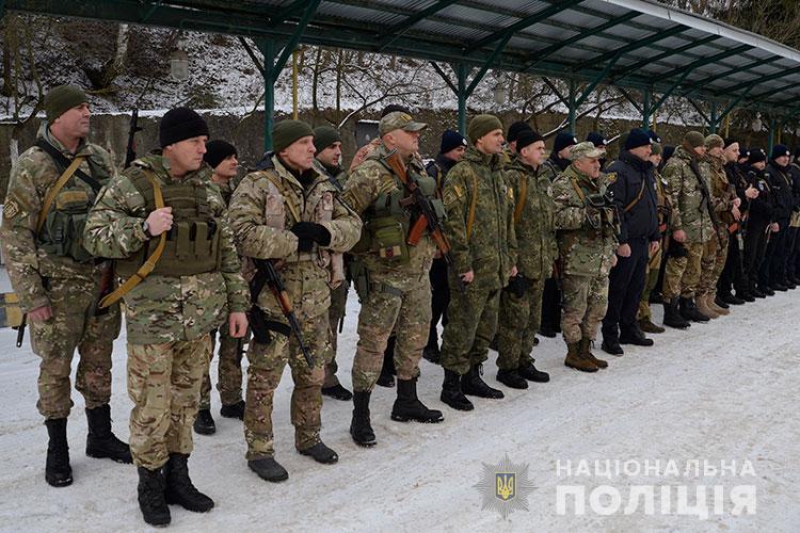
[0,269,798,532]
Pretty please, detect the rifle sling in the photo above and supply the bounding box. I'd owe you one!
[35,155,86,235]
[35,139,102,193]
[99,172,167,308]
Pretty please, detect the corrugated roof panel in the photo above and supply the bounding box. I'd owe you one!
[413,19,491,41]
[316,3,404,26]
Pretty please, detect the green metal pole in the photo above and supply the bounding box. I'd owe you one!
[768,118,776,154]
[457,63,467,136]
[568,79,577,133]
[710,102,719,134]
[259,39,276,151]
[642,89,652,130]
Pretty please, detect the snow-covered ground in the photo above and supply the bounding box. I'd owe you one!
[1,272,798,532]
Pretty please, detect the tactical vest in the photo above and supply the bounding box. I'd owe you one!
[115,171,222,277]
[36,151,109,263]
[350,158,442,263]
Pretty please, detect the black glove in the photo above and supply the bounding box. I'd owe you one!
[506,274,533,298]
[668,241,689,258]
[290,222,331,252]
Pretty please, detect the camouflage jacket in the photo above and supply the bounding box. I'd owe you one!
[83,154,248,344]
[229,155,361,321]
[503,155,557,280]
[702,153,737,227]
[342,145,436,291]
[662,145,715,243]
[552,164,617,277]
[0,124,116,312]
[442,147,517,291]
[349,138,382,172]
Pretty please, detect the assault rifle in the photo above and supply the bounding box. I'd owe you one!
[249,258,313,367]
[382,150,466,294]
[124,109,143,168]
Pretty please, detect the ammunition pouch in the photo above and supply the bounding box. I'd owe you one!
[351,215,410,263]
[37,190,94,263]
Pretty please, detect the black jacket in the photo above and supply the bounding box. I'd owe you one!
[766,161,793,224]
[426,153,460,192]
[725,162,750,216]
[606,150,659,244]
[746,167,775,226]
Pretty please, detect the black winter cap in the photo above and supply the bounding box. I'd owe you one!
[204,140,237,169]
[159,107,209,147]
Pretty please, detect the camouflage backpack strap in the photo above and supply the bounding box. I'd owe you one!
[263,172,301,223]
[99,170,167,309]
[35,155,86,234]
[569,176,587,204]
[513,174,528,225]
[466,172,478,243]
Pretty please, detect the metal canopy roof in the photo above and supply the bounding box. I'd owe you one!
[6,0,800,118]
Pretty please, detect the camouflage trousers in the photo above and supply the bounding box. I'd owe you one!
[127,336,210,470]
[324,282,349,388]
[440,282,500,376]
[351,279,429,392]
[663,240,713,300]
[29,276,121,419]
[243,314,327,459]
[561,274,609,344]
[698,233,728,296]
[495,277,544,370]
[199,324,247,409]
[638,247,662,321]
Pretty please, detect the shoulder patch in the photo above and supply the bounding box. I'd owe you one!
[3,200,19,219]
[605,172,617,184]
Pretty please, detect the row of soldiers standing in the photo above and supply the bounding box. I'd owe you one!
[3,84,798,528]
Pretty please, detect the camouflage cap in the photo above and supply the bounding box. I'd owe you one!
[379,111,427,137]
[570,141,605,161]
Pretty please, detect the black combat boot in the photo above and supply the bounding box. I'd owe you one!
[461,364,504,399]
[193,409,216,435]
[321,384,353,401]
[440,369,474,411]
[391,378,444,423]
[518,361,550,383]
[350,391,377,447]
[721,292,745,305]
[248,456,289,482]
[163,453,214,512]
[220,400,246,420]
[496,369,528,389]
[376,337,396,388]
[422,344,441,365]
[619,325,654,347]
[298,441,339,464]
[680,297,710,323]
[45,418,72,487]
[137,466,171,526]
[663,297,690,329]
[601,327,624,355]
[85,404,132,463]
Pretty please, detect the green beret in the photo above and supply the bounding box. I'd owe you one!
[467,114,503,144]
[273,120,315,153]
[313,126,341,153]
[45,85,88,123]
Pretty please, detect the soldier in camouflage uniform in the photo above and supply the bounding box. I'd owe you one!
[552,142,618,373]
[439,114,517,411]
[495,129,555,389]
[229,120,361,481]
[194,140,248,436]
[342,111,445,446]
[661,131,715,327]
[0,85,129,489]
[696,134,738,318]
[314,126,354,402]
[84,107,249,526]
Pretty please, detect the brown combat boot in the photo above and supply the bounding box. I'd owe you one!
[709,291,730,316]
[564,341,598,373]
[696,294,719,319]
[638,317,666,334]
[580,337,608,369]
